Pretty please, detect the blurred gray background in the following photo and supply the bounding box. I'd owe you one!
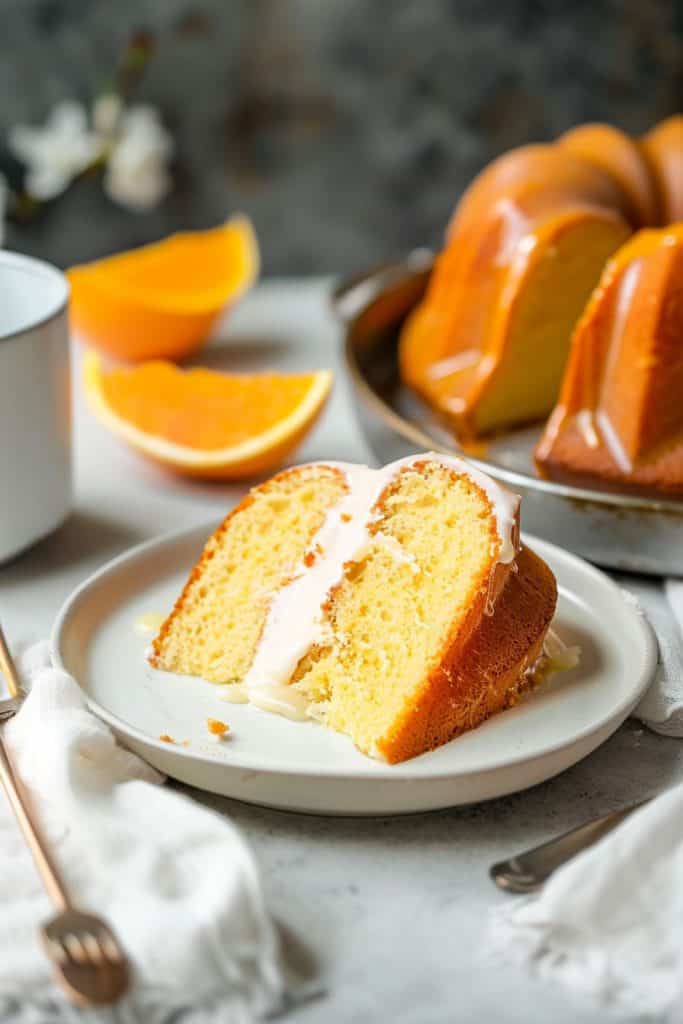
[1,0,681,274]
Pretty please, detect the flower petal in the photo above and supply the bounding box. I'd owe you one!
[92,93,123,138]
[25,164,72,201]
[48,100,89,137]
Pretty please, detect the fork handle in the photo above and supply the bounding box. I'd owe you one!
[0,734,69,911]
[0,624,23,700]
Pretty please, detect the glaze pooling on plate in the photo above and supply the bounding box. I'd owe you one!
[134,612,166,636]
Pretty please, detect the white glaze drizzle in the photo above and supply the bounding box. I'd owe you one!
[595,411,632,473]
[527,627,581,685]
[134,612,166,636]
[492,197,532,267]
[220,681,309,721]
[219,683,249,704]
[593,257,642,473]
[573,258,641,472]
[576,409,600,449]
[425,348,480,381]
[242,453,519,694]
[246,685,310,721]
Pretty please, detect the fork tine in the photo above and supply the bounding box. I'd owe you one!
[45,937,68,964]
[41,912,129,1004]
[0,618,129,1007]
[64,933,89,963]
[98,931,124,963]
[82,933,105,964]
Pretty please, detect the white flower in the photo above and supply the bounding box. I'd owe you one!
[92,92,123,138]
[103,105,173,211]
[8,96,173,213]
[0,174,6,247]
[9,101,104,200]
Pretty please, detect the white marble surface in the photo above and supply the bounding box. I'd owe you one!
[2,279,682,1023]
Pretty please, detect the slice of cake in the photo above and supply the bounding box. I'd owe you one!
[151,454,558,762]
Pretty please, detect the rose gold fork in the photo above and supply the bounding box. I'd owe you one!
[0,623,129,1006]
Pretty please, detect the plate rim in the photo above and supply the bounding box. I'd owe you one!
[341,261,683,515]
[51,519,658,781]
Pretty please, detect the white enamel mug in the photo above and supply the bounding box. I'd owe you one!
[0,251,71,562]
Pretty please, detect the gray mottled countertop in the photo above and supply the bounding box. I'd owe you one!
[2,278,681,1023]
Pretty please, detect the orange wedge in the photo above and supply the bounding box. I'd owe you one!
[68,216,259,362]
[83,351,332,479]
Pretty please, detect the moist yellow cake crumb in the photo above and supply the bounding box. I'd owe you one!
[150,464,347,683]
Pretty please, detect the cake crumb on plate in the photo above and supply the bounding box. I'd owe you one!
[207,718,230,741]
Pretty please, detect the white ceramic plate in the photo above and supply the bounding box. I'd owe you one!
[51,525,656,816]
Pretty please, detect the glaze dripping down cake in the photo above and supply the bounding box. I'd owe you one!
[399,117,683,456]
[535,225,683,497]
[151,454,558,763]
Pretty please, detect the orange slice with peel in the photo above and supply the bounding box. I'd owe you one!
[83,351,332,479]
[68,216,259,363]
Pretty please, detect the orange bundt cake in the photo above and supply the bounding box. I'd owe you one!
[535,225,683,497]
[399,117,682,447]
[559,123,660,226]
[150,453,558,763]
[641,116,683,223]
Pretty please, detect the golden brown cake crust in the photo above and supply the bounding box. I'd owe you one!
[375,544,557,763]
[536,422,683,498]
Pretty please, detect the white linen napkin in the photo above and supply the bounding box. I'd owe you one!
[0,642,287,1023]
[628,579,683,736]
[490,785,683,1018]
[490,578,683,1019]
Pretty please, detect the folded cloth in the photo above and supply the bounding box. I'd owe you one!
[490,784,683,1018]
[490,578,683,1019]
[629,578,683,737]
[0,642,286,1023]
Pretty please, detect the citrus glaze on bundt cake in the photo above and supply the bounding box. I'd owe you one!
[535,225,683,497]
[641,116,683,223]
[150,454,558,763]
[399,146,632,438]
[399,117,683,447]
[559,123,660,226]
